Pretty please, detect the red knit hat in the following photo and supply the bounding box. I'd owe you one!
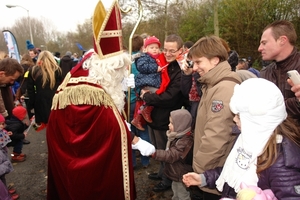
[12,106,27,121]
[0,114,4,123]
[144,36,161,48]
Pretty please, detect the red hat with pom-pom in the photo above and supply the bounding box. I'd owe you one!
[144,36,161,48]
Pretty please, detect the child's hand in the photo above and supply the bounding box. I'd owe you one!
[157,66,162,72]
[182,172,202,187]
[7,131,12,136]
[24,119,30,126]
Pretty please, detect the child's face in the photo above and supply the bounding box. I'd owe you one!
[233,114,241,130]
[146,43,160,55]
[0,122,4,131]
[168,117,174,132]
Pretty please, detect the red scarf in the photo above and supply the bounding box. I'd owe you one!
[155,53,169,94]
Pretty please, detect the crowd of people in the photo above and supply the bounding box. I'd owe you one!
[0,1,300,199]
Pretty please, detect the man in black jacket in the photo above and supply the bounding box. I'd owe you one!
[258,20,300,121]
[140,34,188,192]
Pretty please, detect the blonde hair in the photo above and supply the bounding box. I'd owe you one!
[0,51,8,60]
[257,117,300,174]
[34,51,62,89]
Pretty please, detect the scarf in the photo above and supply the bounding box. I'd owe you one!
[155,53,169,94]
[166,128,191,150]
[166,109,192,150]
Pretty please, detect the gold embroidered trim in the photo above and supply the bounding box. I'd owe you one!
[101,30,122,38]
[51,74,114,110]
[112,104,130,200]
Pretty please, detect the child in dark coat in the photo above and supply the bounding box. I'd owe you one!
[151,109,194,200]
[132,36,169,130]
[5,106,28,162]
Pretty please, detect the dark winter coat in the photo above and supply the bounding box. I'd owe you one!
[260,47,300,119]
[59,55,76,79]
[27,67,63,124]
[155,134,194,182]
[143,60,187,130]
[204,136,300,199]
[135,53,161,89]
[5,116,28,147]
[19,64,32,96]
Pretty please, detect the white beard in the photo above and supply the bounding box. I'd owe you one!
[84,52,131,113]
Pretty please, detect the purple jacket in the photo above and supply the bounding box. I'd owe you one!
[204,136,300,199]
[258,136,300,199]
[0,180,11,200]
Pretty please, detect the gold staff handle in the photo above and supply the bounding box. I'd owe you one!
[124,0,143,122]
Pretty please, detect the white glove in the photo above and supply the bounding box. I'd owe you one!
[132,137,155,156]
[124,120,131,131]
[126,74,135,88]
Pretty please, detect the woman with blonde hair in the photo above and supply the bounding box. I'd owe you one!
[0,51,8,60]
[27,51,63,131]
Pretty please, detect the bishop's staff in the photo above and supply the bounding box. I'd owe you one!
[124,0,143,122]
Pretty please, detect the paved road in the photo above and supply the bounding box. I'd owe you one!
[6,127,173,200]
[6,128,47,199]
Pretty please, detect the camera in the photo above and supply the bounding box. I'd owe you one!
[186,60,193,68]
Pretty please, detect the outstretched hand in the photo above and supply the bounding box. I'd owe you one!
[182,172,202,187]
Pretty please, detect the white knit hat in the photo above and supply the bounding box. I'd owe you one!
[216,78,287,193]
[229,78,286,117]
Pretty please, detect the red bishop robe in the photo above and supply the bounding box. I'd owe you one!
[46,56,136,200]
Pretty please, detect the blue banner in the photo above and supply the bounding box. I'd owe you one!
[2,30,21,63]
[76,42,86,51]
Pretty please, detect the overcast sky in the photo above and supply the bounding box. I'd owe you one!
[0,0,113,32]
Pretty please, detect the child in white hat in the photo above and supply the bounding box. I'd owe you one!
[183,78,300,199]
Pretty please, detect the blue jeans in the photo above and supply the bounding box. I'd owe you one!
[130,102,150,167]
[13,139,23,154]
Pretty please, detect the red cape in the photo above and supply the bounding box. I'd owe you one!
[46,56,136,199]
[47,104,136,199]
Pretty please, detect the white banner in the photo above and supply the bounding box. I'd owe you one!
[2,30,21,63]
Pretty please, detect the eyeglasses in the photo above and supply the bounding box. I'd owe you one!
[163,48,181,54]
